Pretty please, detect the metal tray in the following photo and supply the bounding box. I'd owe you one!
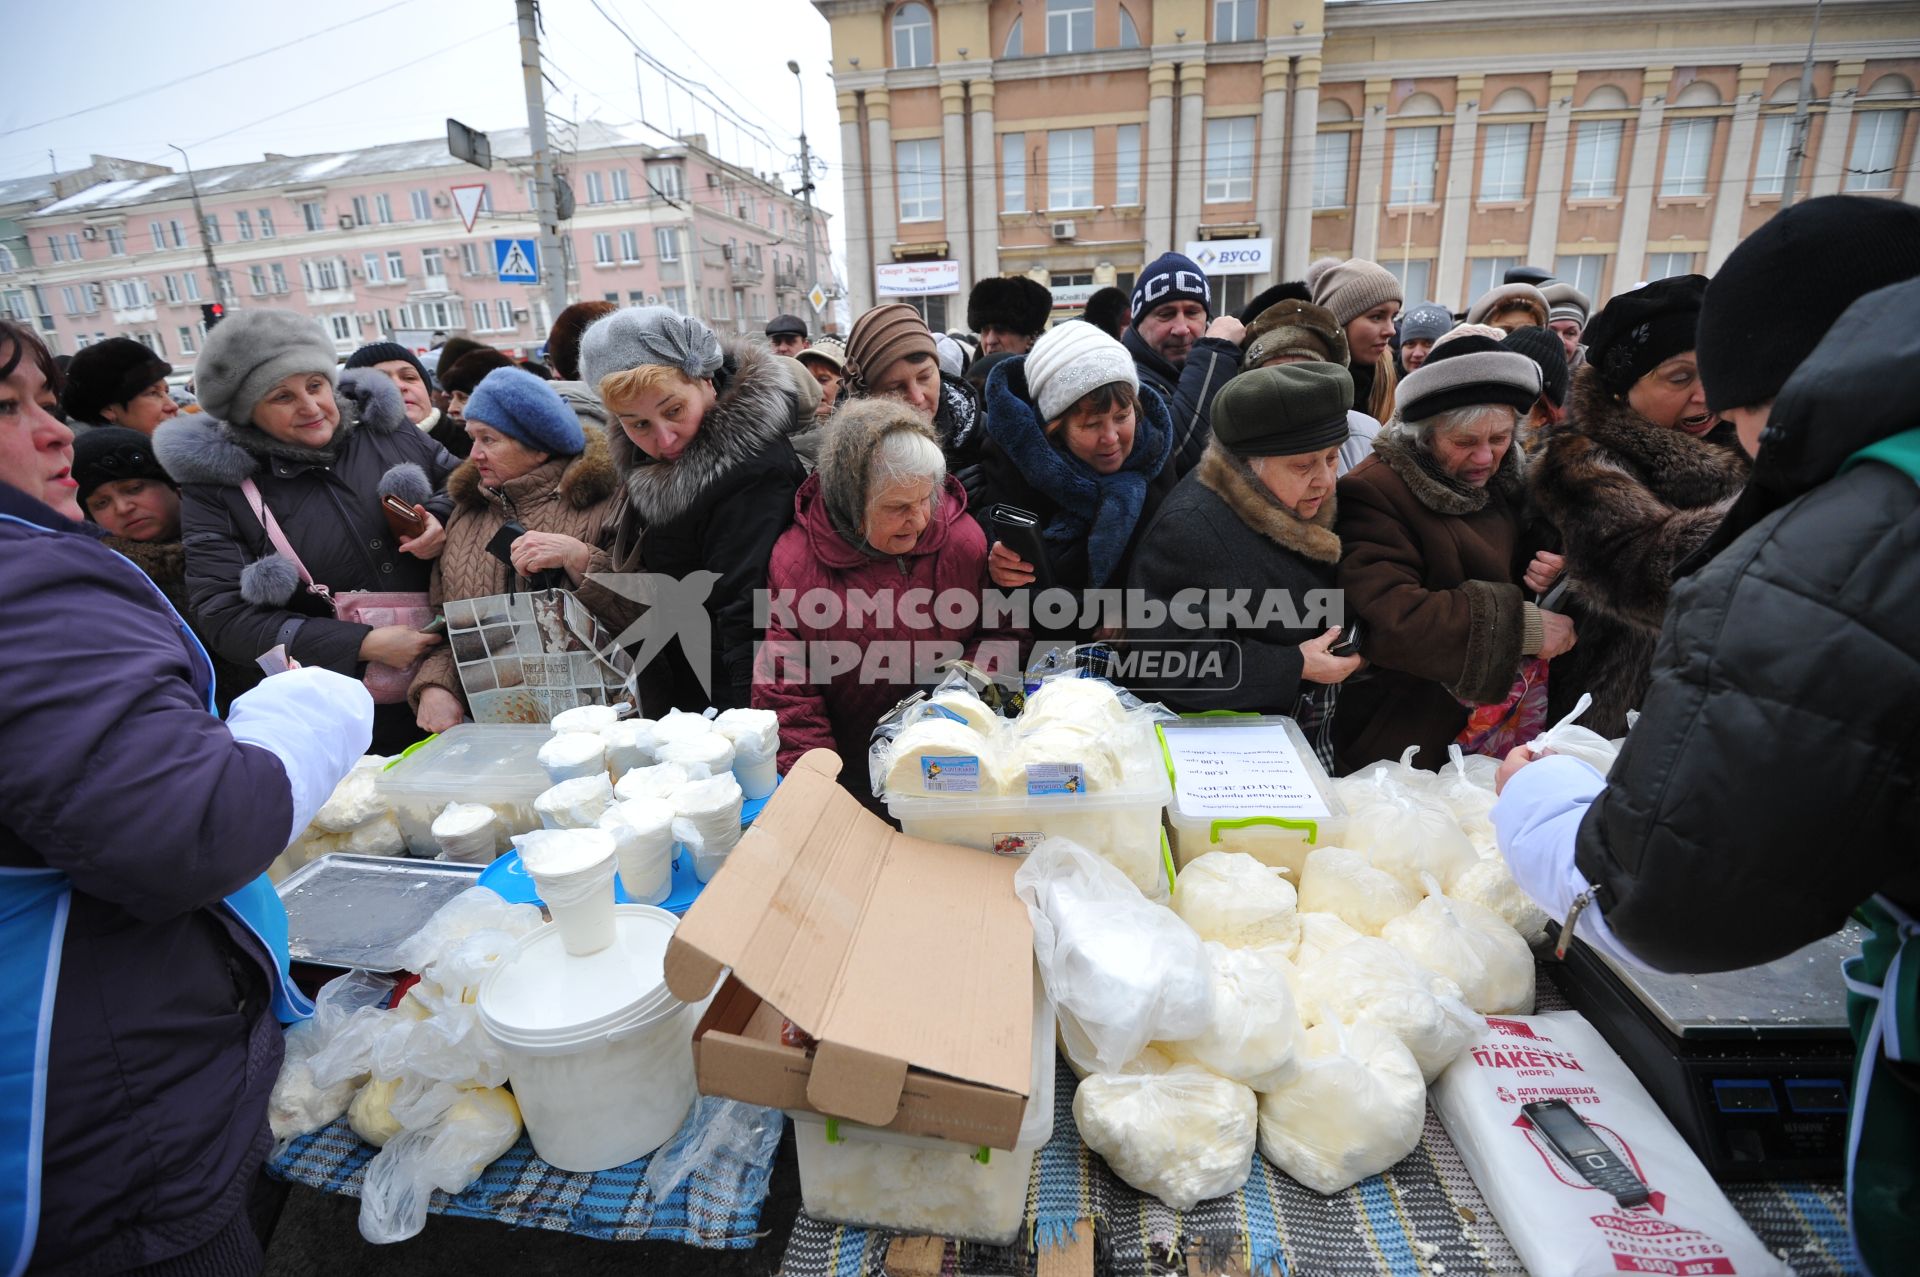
[276,853,485,973]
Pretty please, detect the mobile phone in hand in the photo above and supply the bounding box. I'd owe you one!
[991,506,1055,592]
[1329,620,1364,658]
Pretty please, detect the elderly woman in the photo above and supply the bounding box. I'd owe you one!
[410,367,621,732]
[1307,257,1402,425]
[1129,364,1366,764]
[753,399,994,801]
[0,319,371,1274]
[1334,337,1576,773]
[1242,297,1381,475]
[343,340,468,457]
[156,308,457,754]
[1465,283,1551,334]
[579,306,804,712]
[974,320,1175,650]
[841,302,985,468]
[1529,275,1749,735]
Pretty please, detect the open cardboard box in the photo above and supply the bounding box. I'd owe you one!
[663,749,1036,1150]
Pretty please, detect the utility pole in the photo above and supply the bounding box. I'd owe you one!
[168,144,221,303]
[517,0,569,321]
[788,60,820,309]
[1781,0,1825,209]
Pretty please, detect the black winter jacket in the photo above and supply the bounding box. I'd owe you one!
[1122,326,1242,479]
[1574,278,1920,971]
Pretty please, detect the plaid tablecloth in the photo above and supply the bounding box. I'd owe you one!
[268,1096,780,1248]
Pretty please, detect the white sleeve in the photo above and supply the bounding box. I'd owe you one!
[225,667,376,845]
[1491,755,1651,970]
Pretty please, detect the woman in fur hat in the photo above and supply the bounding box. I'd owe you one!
[1527,275,1750,736]
[579,305,804,713]
[753,399,994,805]
[155,308,458,754]
[410,367,622,733]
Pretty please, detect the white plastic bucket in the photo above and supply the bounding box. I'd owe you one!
[513,828,618,956]
[478,905,697,1172]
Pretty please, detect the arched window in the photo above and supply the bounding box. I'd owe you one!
[1487,87,1537,113]
[1768,80,1804,104]
[1864,73,1914,99]
[1003,14,1023,58]
[1395,91,1444,117]
[1673,81,1723,107]
[892,2,933,69]
[1580,84,1631,110]
[1118,5,1141,49]
[1318,99,1354,123]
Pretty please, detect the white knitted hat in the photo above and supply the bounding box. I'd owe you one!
[1024,321,1138,422]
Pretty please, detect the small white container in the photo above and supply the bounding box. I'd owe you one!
[535,775,614,830]
[732,751,779,802]
[431,802,501,864]
[657,732,736,778]
[600,719,658,779]
[790,974,1055,1246]
[1162,716,1348,878]
[479,905,696,1172]
[600,798,675,906]
[513,828,618,956]
[538,732,608,784]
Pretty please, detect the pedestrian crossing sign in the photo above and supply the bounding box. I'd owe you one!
[494,238,539,284]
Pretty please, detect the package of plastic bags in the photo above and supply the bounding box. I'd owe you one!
[1380,881,1536,1014]
[1073,1064,1259,1211]
[1294,936,1479,1081]
[1173,852,1301,954]
[1255,1014,1425,1195]
[1296,847,1419,935]
[1014,837,1212,1074]
[1163,943,1302,1091]
[534,774,614,829]
[358,1085,523,1243]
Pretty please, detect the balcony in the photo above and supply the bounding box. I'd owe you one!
[774,269,805,291]
[728,259,764,286]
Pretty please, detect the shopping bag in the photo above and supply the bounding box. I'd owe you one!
[1453,656,1548,758]
[444,587,635,724]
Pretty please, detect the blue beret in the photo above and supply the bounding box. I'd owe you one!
[463,366,586,456]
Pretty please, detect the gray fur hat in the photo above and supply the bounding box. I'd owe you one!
[194,309,338,427]
[578,305,723,393]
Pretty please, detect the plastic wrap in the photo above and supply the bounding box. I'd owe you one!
[876,716,1011,798]
[1255,1015,1425,1195]
[1343,794,1478,896]
[537,731,607,784]
[615,760,702,802]
[550,703,622,735]
[656,731,736,777]
[534,774,615,829]
[342,812,406,856]
[1013,837,1212,1074]
[1172,852,1301,954]
[1526,693,1622,774]
[1163,943,1302,1091]
[599,719,658,779]
[1295,936,1479,1081]
[925,686,999,735]
[357,1085,523,1244]
[1380,881,1535,1014]
[1073,1064,1259,1211]
[313,758,389,833]
[1296,846,1419,935]
[600,798,675,905]
[1017,675,1131,735]
[271,971,396,1146]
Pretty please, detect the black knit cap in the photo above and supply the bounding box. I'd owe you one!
[71,426,175,512]
[441,348,515,395]
[343,341,428,387]
[61,338,171,425]
[1581,274,1706,397]
[1211,362,1353,457]
[1699,196,1920,412]
[1501,326,1570,407]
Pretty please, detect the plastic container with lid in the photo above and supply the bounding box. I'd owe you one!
[789,974,1056,1246]
[378,725,555,856]
[477,904,698,1172]
[1160,715,1348,879]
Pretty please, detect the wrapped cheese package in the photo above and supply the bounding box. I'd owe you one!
[1295,936,1479,1081]
[1380,884,1536,1015]
[1173,852,1301,954]
[1255,1015,1425,1195]
[1296,847,1419,935]
[1073,1065,1259,1211]
[1162,943,1302,1091]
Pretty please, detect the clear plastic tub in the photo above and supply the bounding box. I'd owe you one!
[378,724,555,856]
[1161,716,1348,879]
[790,975,1055,1246]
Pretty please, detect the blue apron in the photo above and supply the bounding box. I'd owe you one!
[0,521,312,1276]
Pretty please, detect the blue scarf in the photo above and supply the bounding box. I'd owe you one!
[983,358,1173,587]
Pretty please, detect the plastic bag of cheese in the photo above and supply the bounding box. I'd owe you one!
[1255,1013,1425,1194]
[1525,693,1623,775]
[1295,936,1479,1081]
[1432,1012,1789,1277]
[1173,852,1301,955]
[1380,878,1535,1014]
[1162,943,1302,1091]
[1296,846,1419,935]
[1073,1064,1259,1211]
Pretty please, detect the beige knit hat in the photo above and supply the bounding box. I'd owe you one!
[1244,299,1350,369]
[1466,283,1550,329]
[1305,257,1403,326]
[844,303,937,394]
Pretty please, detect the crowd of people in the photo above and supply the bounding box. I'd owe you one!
[4,192,1919,1272]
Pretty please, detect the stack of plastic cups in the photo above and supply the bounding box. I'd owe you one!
[598,798,676,905]
[673,774,744,883]
[599,719,658,781]
[534,775,615,829]
[431,802,502,864]
[656,731,735,781]
[537,732,607,785]
[714,708,781,801]
[615,760,701,803]
[512,828,620,956]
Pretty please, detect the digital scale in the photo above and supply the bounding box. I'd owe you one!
[1547,923,1861,1180]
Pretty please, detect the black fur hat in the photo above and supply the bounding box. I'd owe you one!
[966,276,1052,337]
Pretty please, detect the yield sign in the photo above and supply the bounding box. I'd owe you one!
[450,184,487,233]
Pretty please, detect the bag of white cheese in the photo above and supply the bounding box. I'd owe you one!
[1255,1013,1425,1195]
[1073,1064,1258,1211]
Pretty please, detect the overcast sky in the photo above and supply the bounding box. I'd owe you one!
[5,0,846,282]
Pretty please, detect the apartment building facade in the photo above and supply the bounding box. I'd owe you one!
[0,124,826,369]
[819,0,1920,322]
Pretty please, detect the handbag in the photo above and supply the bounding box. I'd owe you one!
[443,584,636,724]
[1453,655,1550,759]
[240,478,433,704]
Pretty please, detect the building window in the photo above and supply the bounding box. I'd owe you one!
[250,265,267,295]
[1046,0,1092,54]
[258,208,275,238]
[149,220,165,250]
[656,226,680,262]
[299,201,324,232]
[163,275,181,304]
[1384,259,1433,308]
[498,298,515,330]
[896,139,942,222]
[1390,126,1441,204]
[1468,257,1521,301]
[60,286,78,314]
[1570,119,1623,199]
[1553,254,1606,298]
[594,233,615,266]
[1003,14,1022,57]
[1002,133,1026,212]
[620,231,640,263]
[1313,132,1351,209]
[375,193,393,224]
[106,227,127,256]
[410,189,431,220]
[1480,122,1531,201]
[200,215,220,245]
[270,264,287,293]
[422,247,444,280]
[712,287,728,318]
[1047,127,1094,209]
[892,2,933,69]
[1115,124,1141,205]
[1661,118,1715,196]
[1752,115,1793,195]
[178,325,197,355]
[66,233,82,259]
[1214,0,1256,42]
[1204,117,1256,203]
[362,253,383,284]
[901,295,949,331]
[1118,5,1141,48]
[1647,251,1695,280]
[648,164,684,200]
[184,272,201,301]
[664,286,688,316]
[376,308,393,335]
[215,270,235,303]
[611,169,631,201]
[351,196,370,226]
[386,251,405,281]
[1846,111,1904,191]
[236,209,253,240]
[461,242,483,274]
[329,315,354,342]
[584,171,604,204]
[47,236,64,263]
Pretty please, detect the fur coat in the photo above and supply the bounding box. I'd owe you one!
[1530,365,1751,735]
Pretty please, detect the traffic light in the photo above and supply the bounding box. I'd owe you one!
[201,302,225,330]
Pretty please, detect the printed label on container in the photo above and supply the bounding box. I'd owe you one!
[1025,762,1085,796]
[920,755,980,793]
[923,704,968,725]
[991,831,1045,857]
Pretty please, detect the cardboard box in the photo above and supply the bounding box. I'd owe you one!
[664,749,1035,1149]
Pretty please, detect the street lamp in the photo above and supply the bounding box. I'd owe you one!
[788,59,820,312]
[168,144,222,307]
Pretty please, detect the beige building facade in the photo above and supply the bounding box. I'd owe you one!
[818,0,1920,322]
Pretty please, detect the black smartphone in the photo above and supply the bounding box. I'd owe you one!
[1329,620,1364,658]
[991,506,1055,592]
[485,520,527,568]
[1522,1099,1651,1208]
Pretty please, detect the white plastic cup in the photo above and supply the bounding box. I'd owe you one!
[538,732,608,785]
[549,703,622,735]
[732,749,778,801]
[599,798,676,906]
[657,732,736,777]
[535,775,614,830]
[514,828,619,956]
[431,802,502,864]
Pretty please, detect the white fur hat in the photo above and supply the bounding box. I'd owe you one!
[1023,321,1137,423]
